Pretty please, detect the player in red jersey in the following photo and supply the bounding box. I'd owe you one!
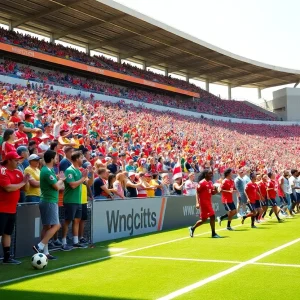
[257,174,269,222]
[216,168,237,231]
[266,172,283,222]
[242,172,263,228]
[188,170,221,238]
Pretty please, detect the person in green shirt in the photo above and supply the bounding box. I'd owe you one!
[24,114,35,140]
[62,151,88,249]
[33,150,67,259]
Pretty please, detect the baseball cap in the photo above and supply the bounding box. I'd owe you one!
[17,146,28,155]
[144,173,152,177]
[41,134,49,139]
[28,154,41,161]
[82,162,92,169]
[128,171,136,177]
[5,151,23,160]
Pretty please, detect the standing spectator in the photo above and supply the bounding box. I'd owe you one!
[38,134,50,152]
[79,162,94,244]
[126,172,141,198]
[113,172,126,199]
[34,113,44,131]
[62,151,88,249]
[107,153,119,174]
[24,154,41,203]
[150,173,163,196]
[33,150,67,259]
[23,114,34,140]
[1,129,17,160]
[185,173,197,196]
[161,173,171,196]
[59,146,73,172]
[93,168,113,199]
[15,122,28,148]
[0,151,30,264]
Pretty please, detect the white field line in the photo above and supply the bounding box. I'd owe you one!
[157,238,300,300]
[254,262,300,268]
[121,255,242,264]
[121,255,300,269]
[0,224,242,286]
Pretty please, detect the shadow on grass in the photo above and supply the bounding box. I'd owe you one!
[0,290,141,300]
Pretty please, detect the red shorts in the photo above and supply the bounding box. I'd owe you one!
[199,204,215,220]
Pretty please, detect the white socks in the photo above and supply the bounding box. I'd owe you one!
[43,244,49,255]
[38,242,45,250]
[73,236,79,244]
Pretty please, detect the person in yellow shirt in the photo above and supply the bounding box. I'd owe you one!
[79,162,94,244]
[71,132,80,150]
[143,173,156,198]
[24,154,41,202]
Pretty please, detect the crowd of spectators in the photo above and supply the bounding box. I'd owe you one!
[0,79,299,261]
[0,59,276,120]
[0,27,277,120]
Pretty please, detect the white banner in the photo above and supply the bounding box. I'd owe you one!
[92,198,167,243]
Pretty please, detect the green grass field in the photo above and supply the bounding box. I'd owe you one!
[1,215,300,300]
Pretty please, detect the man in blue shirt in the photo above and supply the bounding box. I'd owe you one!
[59,146,73,172]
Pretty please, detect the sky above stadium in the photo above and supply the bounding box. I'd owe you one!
[113,0,298,101]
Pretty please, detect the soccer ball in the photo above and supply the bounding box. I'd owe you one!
[31,253,48,270]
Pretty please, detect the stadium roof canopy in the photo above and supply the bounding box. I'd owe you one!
[1,0,300,89]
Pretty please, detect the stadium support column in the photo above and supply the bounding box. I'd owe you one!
[257,87,262,99]
[165,67,169,76]
[86,44,90,56]
[205,79,210,92]
[186,74,190,82]
[142,61,147,70]
[49,33,54,43]
[228,84,232,100]
[117,55,121,64]
[8,21,12,31]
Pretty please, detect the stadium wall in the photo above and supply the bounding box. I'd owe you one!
[1,75,299,125]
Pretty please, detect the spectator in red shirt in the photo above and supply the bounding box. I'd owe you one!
[0,151,30,264]
[15,122,28,148]
[1,129,17,160]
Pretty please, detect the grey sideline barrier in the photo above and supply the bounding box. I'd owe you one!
[10,202,93,258]
[92,195,227,243]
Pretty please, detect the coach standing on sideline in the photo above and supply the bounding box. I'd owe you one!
[0,151,30,264]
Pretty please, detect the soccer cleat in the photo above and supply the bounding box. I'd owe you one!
[53,240,63,247]
[278,219,285,223]
[46,254,57,260]
[73,243,88,249]
[217,216,222,227]
[241,218,245,225]
[79,237,88,244]
[32,244,43,253]
[2,257,21,265]
[212,234,222,238]
[227,227,234,231]
[256,220,261,223]
[61,244,73,251]
[251,225,257,228]
[188,226,194,238]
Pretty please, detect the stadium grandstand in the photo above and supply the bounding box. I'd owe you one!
[1,2,300,299]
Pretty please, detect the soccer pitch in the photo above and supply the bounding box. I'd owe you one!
[1,216,300,300]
